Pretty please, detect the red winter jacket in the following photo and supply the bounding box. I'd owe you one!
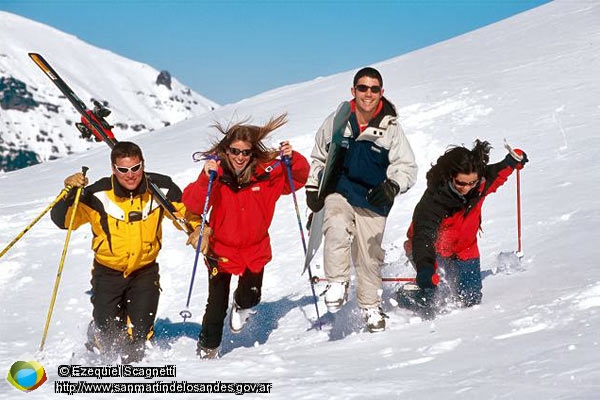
[182,151,309,275]
[405,158,516,270]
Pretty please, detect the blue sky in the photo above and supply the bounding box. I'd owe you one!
[3,0,550,105]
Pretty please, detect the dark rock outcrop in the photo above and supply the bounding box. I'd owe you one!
[0,76,39,111]
[156,71,172,90]
[0,145,40,171]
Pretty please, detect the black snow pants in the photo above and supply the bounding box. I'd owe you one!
[198,266,264,349]
[89,260,160,359]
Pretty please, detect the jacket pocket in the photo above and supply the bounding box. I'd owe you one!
[343,140,389,188]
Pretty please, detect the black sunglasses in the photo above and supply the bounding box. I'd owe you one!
[355,84,382,93]
[114,161,143,174]
[228,147,252,157]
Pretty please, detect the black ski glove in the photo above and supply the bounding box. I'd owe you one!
[504,148,529,170]
[306,188,324,213]
[306,212,314,231]
[416,265,439,290]
[366,179,400,208]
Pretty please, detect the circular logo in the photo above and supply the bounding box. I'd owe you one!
[6,353,47,392]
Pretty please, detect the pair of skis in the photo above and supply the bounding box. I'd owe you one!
[28,53,194,235]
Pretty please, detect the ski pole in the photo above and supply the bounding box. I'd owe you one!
[282,153,322,329]
[311,276,416,284]
[504,139,524,259]
[180,169,217,322]
[0,187,73,260]
[516,169,523,258]
[40,166,88,351]
[382,277,416,282]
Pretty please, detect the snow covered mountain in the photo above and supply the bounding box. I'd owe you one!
[1,0,599,398]
[0,11,218,172]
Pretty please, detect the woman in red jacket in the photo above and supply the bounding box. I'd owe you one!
[402,140,528,317]
[182,114,309,359]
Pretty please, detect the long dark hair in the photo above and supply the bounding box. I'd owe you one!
[203,114,287,183]
[426,139,492,187]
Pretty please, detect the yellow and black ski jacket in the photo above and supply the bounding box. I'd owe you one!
[51,172,199,277]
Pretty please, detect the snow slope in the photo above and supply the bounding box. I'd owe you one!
[1,0,599,398]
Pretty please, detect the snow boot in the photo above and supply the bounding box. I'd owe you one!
[85,321,102,354]
[362,307,387,333]
[396,282,436,320]
[230,300,256,333]
[324,281,349,313]
[197,344,219,360]
[121,340,145,364]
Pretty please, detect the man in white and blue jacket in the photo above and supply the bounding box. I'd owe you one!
[306,67,418,332]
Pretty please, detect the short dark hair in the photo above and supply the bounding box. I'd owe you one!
[353,67,383,87]
[110,141,144,165]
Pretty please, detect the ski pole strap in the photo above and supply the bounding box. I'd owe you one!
[203,255,229,279]
[192,153,219,163]
[206,256,220,279]
[348,112,360,139]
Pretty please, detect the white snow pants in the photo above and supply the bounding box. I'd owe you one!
[323,193,386,309]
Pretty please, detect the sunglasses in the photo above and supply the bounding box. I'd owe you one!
[355,84,382,94]
[114,161,143,174]
[453,178,480,188]
[228,147,252,157]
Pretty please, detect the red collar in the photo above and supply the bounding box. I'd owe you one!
[350,99,383,132]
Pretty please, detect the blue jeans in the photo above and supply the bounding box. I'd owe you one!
[436,257,482,307]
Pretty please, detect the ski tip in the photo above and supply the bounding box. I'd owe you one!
[28,52,44,63]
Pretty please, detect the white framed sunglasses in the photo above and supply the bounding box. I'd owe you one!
[114,161,143,174]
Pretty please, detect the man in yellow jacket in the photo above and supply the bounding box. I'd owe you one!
[51,141,200,363]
